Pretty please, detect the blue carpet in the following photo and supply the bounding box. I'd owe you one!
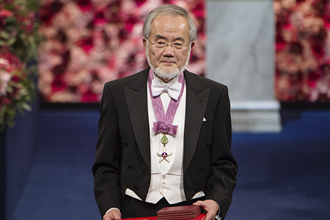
[10,110,330,220]
[228,110,330,220]
[10,110,100,220]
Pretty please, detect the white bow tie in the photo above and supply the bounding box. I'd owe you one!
[151,80,182,100]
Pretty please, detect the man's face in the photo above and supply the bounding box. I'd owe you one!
[143,14,195,82]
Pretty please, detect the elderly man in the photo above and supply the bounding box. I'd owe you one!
[93,4,237,220]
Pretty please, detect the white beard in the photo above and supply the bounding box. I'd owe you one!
[146,42,191,82]
[153,66,180,81]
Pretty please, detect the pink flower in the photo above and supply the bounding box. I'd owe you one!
[0,71,11,95]
[0,9,13,17]
[0,58,9,69]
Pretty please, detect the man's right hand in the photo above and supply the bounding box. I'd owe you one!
[103,208,122,220]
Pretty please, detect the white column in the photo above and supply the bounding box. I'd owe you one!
[206,0,281,132]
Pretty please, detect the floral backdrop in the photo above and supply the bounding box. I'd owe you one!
[37,0,205,103]
[275,0,330,102]
[0,0,40,131]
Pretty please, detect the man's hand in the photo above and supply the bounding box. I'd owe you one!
[103,208,122,220]
[193,199,219,220]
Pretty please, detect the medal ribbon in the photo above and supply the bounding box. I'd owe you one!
[148,70,185,136]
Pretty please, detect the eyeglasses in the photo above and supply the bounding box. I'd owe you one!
[146,39,189,50]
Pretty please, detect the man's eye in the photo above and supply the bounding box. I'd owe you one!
[156,42,165,45]
[174,43,183,46]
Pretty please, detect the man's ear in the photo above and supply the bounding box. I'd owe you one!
[190,41,195,49]
[143,38,147,50]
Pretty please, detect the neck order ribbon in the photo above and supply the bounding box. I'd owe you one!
[148,70,185,136]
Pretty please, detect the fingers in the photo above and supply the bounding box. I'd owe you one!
[193,199,219,220]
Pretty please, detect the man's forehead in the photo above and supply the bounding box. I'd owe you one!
[152,14,188,27]
[149,14,189,37]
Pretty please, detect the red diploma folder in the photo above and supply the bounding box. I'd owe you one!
[122,213,205,220]
[157,205,201,220]
[123,205,206,220]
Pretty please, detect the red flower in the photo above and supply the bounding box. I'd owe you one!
[19,12,36,33]
[3,0,14,4]
[192,3,205,18]
[0,97,11,105]
[81,89,98,102]
[282,23,294,31]
[104,1,121,23]
[93,11,106,27]
[276,42,287,51]
[289,42,303,54]
[8,87,20,98]
[311,43,325,59]
[78,37,94,54]
[125,16,138,32]
[51,75,67,92]
[307,72,321,88]
[324,15,330,23]
[39,1,64,25]
[12,75,21,83]
[0,52,22,71]
[135,0,147,7]
[275,34,288,51]
[77,0,93,12]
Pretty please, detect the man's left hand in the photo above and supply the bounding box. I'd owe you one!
[193,199,219,220]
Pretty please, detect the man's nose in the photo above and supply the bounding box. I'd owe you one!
[162,46,175,56]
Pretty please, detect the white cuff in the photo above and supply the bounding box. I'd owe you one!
[104,207,121,216]
[215,203,221,220]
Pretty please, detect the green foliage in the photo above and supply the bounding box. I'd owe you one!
[0,0,41,132]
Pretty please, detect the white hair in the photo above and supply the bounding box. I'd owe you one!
[143,4,197,42]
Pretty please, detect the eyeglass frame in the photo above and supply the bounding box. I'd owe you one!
[145,38,190,50]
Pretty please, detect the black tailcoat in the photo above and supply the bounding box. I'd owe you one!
[92,67,237,219]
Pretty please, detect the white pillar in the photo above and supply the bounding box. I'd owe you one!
[206,0,281,132]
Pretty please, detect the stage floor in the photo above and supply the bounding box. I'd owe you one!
[9,109,330,220]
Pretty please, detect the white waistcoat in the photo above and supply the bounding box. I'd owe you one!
[125,73,204,204]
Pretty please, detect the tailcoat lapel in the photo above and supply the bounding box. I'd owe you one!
[124,68,151,171]
[183,71,210,173]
